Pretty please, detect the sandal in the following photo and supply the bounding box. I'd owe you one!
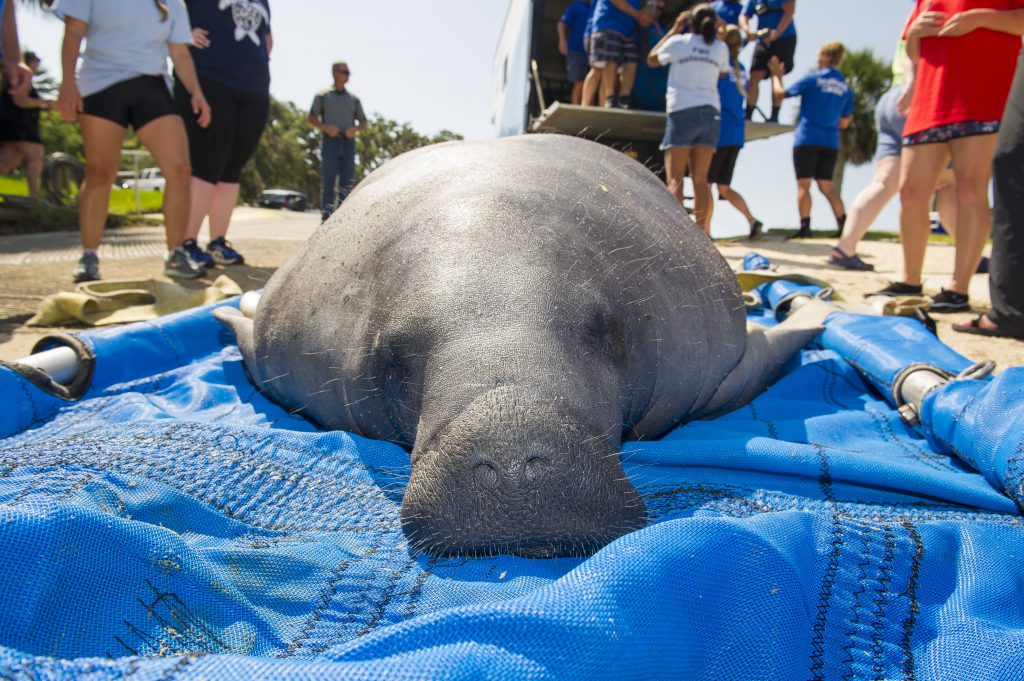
[952,314,1024,340]
[827,247,875,271]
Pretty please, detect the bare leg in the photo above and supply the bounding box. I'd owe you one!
[747,70,766,116]
[665,146,692,206]
[78,115,127,250]
[815,178,846,223]
[19,142,45,200]
[717,184,756,225]
[619,62,638,100]
[571,81,583,105]
[948,133,998,294]
[797,178,812,221]
[0,143,24,176]
[934,169,957,241]
[600,62,619,105]
[208,182,240,242]
[185,177,216,241]
[582,67,602,106]
[690,145,715,234]
[837,154,899,255]
[898,142,949,286]
[136,114,193,251]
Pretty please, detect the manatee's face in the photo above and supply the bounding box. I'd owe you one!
[360,251,648,558]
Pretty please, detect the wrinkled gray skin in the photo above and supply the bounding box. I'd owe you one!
[217,135,818,558]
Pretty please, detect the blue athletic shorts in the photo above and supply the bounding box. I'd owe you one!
[661,105,721,150]
[566,51,589,82]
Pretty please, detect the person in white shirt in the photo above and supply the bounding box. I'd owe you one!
[647,3,729,235]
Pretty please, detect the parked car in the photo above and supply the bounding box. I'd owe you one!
[256,188,309,212]
[116,167,165,192]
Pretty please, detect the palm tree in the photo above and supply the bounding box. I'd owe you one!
[834,48,893,194]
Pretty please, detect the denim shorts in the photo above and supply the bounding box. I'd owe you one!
[875,85,907,158]
[661,105,721,150]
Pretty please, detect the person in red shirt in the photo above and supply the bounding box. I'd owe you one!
[870,1,1024,312]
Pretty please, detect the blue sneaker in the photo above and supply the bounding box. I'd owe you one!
[182,238,215,269]
[206,236,244,265]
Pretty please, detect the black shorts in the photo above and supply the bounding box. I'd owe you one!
[709,145,741,186]
[793,145,838,180]
[174,76,270,184]
[82,75,179,131]
[750,34,797,75]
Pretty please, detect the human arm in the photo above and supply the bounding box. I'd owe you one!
[938,8,1024,37]
[168,43,212,128]
[56,17,87,121]
[610,0,652,28]
[646,11,687,67]
[345,99,367,139]
[557,20,569,55]
[12,90,53,110]
[2,0,31,94]
[839,116,851,130]
[308,94,340,137]
[264,32,273,56]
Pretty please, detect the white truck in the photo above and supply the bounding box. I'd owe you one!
[492,0,790,169]
[117,167,165,192]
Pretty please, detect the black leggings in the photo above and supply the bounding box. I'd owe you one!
[174,76,269,184]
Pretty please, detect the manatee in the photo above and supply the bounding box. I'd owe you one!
[216,135,818,558]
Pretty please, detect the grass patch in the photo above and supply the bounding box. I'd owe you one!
[1,174,164,214]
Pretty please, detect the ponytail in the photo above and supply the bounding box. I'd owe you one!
[690,4,718,45]
[722,25,745,96]
[154,0,168,22]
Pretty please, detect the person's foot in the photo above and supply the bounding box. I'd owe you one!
[603,96,616,109]
[827,247,874,271]
[72,251,101,283]
[182,238,215,269]
[164,248,206,279]
[748,219,763,239]
[866,281,923,298]
[206,236,245,265]
[929,288,970,313]
[615,96,631,109]
[953,313,1024,340]
[787,228,812,240]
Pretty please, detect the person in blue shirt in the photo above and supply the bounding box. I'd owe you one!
[630,0,669,111]
[739,0,795,122]
[583,0,652,109]
[558,0,593,105]
[769,42,852,239]
[711,0,743,28]
[708,25,762,238]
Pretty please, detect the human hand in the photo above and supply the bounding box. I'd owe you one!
[637,12,652,27]
[192,27,211,49]
[4,60,32,95]
[558,36,568,56]
[56,81,83,121]
[344,126,358,139]
[322,124,341,138]
[937,10,981,37]
[192,91,212,128]
[907,10,947,39]
[767,55,785,77]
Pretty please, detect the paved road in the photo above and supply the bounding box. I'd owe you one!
[0,207,319,361]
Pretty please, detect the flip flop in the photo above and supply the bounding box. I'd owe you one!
[952,314,1024,340]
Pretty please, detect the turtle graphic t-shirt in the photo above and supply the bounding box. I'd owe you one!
[186,0,271,94]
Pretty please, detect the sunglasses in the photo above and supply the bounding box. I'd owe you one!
[334,69,351,75]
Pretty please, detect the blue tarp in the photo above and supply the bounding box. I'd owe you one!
[2,298,1024,679]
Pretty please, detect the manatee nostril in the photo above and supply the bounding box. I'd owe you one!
[524,456,549,482]
[474,462,498,489]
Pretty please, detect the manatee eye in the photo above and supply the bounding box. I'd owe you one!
[585,308,627,360]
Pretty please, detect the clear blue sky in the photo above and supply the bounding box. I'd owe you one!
[16,0,913,237]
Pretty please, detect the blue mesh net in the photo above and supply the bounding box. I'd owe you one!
[2,297,1023,679]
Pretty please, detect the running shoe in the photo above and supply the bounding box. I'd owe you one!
[182,238,215,269]
[929,289,970,313]
[206,236,245,265]
[72,252,100,283]
[164,248,206,279]
[827,247,874,271]
[866,281,923,297]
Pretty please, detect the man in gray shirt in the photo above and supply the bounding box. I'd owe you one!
[308,61,366,222]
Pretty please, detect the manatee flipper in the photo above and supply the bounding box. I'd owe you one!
[700,314,825,418]
[213,306,267,388]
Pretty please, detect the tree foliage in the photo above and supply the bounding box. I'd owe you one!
[355,115,462,184]
[835,48,893,191]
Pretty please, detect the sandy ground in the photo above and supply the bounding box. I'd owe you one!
[1,208,1021,371]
